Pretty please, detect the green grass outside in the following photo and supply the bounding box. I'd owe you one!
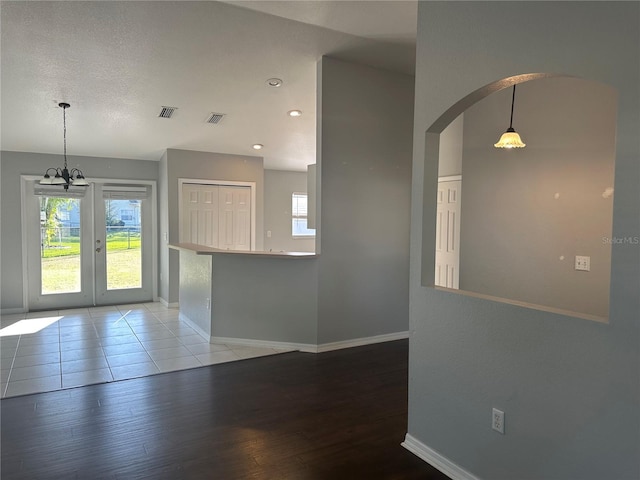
[42,233,141,258]
[41,248,142,293]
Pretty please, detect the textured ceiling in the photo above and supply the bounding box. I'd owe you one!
[1,1,417,171]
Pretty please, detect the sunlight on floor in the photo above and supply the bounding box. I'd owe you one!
[0,316,62,336]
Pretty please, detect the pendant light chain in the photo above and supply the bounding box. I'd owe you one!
[62,104,68,170]
[509,85,516,130]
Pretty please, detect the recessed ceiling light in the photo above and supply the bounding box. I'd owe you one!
[288,110,302,117]
[266,78,283,88]
[252,144,263,150]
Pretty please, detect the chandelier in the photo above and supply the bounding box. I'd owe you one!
[40,102,89,189]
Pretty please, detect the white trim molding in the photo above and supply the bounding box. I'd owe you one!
[159,298,179,309]
[1,308,27,315]
[316,331,409,353]
[438,174,462,182]
[207,331,409,354]
[210,336,317,353]
[402,434,481,480]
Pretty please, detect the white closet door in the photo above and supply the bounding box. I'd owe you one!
[181,184,220,247]
[435,179,461,288]
[218,186,251,251]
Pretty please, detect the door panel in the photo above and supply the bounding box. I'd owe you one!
[435,179,461,289]
[27,183,93,310]
[218,186,250,251]
[94,185,153,305]
[182,184,220,247]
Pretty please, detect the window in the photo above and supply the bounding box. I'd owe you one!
[292,193,315,237]
[120,209,134,222]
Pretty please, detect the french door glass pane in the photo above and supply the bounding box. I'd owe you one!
[105,199,142,290]
[40,197,81,294]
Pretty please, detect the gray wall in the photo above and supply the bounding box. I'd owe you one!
[263,169,315,253]
[409,2,639,480]
[317,56,414,343]
[438,114,463,177]
[211,253,318,345]
[178,250,212,336]
[0,151,159,311]
[159,148,264,304]
[459,77,615,319]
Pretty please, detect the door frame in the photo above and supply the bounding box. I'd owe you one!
[177,178,256,250]
[20,175,158,310]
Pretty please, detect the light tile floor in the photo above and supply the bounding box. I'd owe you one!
[0,303,290,398]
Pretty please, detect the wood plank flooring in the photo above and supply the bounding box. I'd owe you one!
[1,340,450,479]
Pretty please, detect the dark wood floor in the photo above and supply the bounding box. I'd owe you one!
[1,339,450,480]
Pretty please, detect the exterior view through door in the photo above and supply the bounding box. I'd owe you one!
[25,179,155,310]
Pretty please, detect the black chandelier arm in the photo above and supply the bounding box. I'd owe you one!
[43,167,62,178]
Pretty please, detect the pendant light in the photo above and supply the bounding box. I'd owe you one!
[40,103,89,190]
[494,85,526,149]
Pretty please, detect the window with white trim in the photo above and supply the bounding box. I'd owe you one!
[292,193,315,237]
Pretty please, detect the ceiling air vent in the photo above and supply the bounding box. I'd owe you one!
[158,106,178,119]
[205,112,225,124]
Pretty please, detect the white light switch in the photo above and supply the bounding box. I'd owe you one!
[575,255,591,271]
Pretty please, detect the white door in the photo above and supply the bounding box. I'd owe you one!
[435,179,461,288]
[218,186,251,251]
[94,184,154,305]
[181,183,251,251]
[182,184,219,247]
[26,180,154,310]
[27,182,94,310]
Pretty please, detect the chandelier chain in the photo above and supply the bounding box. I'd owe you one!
[62,104,68,169]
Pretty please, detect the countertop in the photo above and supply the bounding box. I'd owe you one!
[169,243,318,258]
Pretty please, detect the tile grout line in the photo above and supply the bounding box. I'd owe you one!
[93,319,116,387]
[2,335,21,398]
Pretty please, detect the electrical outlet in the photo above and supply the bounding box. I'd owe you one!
[492,408,505,434]
[575,255,590,271]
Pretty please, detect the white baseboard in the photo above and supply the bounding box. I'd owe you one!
[159,298,179,308]
[207,331,409,354]
[210,336,317,353]
[1,307,26,315]
[402,433,480,480]
[316,331,409,353]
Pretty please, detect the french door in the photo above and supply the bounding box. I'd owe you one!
[26,180,155,310]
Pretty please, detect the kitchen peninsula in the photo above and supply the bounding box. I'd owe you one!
[169,243,319,351]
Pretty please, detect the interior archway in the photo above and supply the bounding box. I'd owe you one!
[423,74,616,321]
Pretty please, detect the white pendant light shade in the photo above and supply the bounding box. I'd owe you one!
[72,175,89,186]
[494,128,526,148]
[51,173,66,184]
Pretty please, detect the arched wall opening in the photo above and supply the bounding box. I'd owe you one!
[422,74,617,321]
